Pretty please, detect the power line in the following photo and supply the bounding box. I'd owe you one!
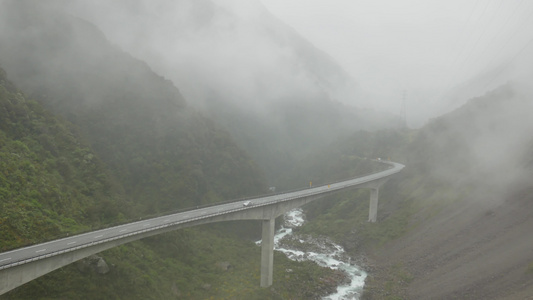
[453,0,500,80]
[436,0,533,102]
[438,0,492,98]
[482,35,533,90]
[467,0,525,74]
[488,2,533,65]
[444,0,480,68]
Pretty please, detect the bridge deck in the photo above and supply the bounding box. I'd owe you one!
[0,160,404,293]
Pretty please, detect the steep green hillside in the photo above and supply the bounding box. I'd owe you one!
[0,2,265,215]
[0,70,340,298]
[0,3,349,299]
[0,68,126,251]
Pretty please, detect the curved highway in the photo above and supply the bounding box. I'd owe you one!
[0,161,404,271]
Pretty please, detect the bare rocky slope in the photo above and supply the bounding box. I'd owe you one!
[371,182,533,299]
[364,83,533,299]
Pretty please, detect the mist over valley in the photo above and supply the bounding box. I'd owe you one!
[1,1,533,299]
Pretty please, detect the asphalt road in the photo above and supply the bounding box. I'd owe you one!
[0,161,404,270]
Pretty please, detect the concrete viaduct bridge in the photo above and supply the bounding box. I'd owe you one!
[0,161,404,295]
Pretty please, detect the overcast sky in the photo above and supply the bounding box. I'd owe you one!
[259,0,533,113]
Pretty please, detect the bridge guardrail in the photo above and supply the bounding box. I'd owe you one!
[0,160,402,254]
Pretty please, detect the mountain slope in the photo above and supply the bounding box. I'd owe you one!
[0,1,265,214]
[360,84,533,299]
[289,82,533,299]
[61,0,400,184]
[0,3,347,299]
[435,39,533,120]
[376,84,533,299]
[0,67,125,251]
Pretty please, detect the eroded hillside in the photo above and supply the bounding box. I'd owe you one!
[370,84,533,299]
[294,83,533,299]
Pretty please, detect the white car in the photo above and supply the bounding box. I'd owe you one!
[243,201,252,207]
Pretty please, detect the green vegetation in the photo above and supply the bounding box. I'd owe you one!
[364,262,412,300]
[3,226,339,300]
[0,53,339,299]
[0,8,265,216]
[8,4,528,299]
[0,68,126,250]
[292,129,415,250]
[0,6,347,297]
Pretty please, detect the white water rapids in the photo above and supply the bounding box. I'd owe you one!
[257,208,367,299]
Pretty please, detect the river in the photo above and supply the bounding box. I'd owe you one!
[257,208,367,299]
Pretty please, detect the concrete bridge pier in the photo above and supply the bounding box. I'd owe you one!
[260,218,275,287]
[368,188,379,222]
[367,178,389,222]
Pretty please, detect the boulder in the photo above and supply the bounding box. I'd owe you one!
[96,257,110,274]
[76,255,110,275]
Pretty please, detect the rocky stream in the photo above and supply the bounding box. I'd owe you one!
[258,209,367,299]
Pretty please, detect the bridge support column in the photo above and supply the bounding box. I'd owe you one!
[260,218,275,287]
[368,188,379,222]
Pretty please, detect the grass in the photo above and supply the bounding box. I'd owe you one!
[2,224,344,300]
